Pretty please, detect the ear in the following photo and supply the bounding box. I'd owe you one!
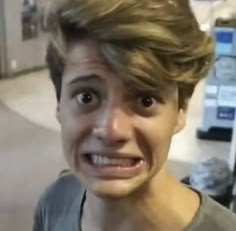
[173,103,189,134]
[56,104,61,123]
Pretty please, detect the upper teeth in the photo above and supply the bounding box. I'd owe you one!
[91,155,135,167]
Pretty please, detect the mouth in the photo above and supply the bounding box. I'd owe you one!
[81,153,145,179]
[87,154,142,167]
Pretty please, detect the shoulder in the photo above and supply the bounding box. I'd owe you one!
[37,170,83,213]
[196,194,236,231]
[33,171,84,231]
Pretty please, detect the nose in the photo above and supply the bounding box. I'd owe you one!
[93,104,133,147]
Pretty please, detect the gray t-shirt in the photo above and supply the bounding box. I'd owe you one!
[33,173,236,231]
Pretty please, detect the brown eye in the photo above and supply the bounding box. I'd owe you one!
[76,91,98,105]
[138,96,156,108]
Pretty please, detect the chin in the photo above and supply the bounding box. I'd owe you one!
[94,181,137,199]
[81,176,147,200]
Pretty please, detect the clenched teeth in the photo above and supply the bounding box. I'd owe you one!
[90,154,136,167]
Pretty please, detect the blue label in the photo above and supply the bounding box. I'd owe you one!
[217,107,235,121]
[216,32,233,44]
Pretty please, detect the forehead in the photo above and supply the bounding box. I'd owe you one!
[65,40,112,74]
[63,39,176,96]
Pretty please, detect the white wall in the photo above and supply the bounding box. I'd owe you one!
[190,0,236,25]
[3,0,48,75]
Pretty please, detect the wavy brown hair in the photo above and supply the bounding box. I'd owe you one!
[45,0,214,107]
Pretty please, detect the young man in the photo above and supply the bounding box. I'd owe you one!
[34,0,236,230]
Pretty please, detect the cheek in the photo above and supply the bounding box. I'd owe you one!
[60,107,93,169]
[60,99,92,143]
[137,113,177,167]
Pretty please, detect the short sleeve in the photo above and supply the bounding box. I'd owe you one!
[32,172,83,231]
[33,193,46,231]
[32,180,57,231]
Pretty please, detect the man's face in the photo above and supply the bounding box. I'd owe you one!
[58,40,187,198]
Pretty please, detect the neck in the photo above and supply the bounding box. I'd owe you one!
[82,168,200,231]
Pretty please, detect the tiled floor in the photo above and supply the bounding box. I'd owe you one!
[0,70,232,230]
[0,71,59,132]
[0,101,66,231]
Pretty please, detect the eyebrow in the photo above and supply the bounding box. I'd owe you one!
[67,74,103,86]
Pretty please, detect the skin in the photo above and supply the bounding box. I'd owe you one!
[57,40,200,231]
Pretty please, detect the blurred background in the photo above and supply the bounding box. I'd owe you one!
[0,0,236,230]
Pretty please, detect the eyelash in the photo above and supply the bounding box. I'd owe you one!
[135,93,164,104]
[71,87,99,99]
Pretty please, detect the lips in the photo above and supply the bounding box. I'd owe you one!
[80,153,145,179]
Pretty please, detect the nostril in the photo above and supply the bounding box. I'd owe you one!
[94,128,129,146]
[93,112,132,144]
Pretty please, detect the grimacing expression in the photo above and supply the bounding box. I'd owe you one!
[57,40,187,198]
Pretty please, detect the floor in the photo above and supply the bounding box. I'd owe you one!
[0,102,66,231]
[0,70,231,231]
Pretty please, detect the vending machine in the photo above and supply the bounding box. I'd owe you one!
[197,18,236,141]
